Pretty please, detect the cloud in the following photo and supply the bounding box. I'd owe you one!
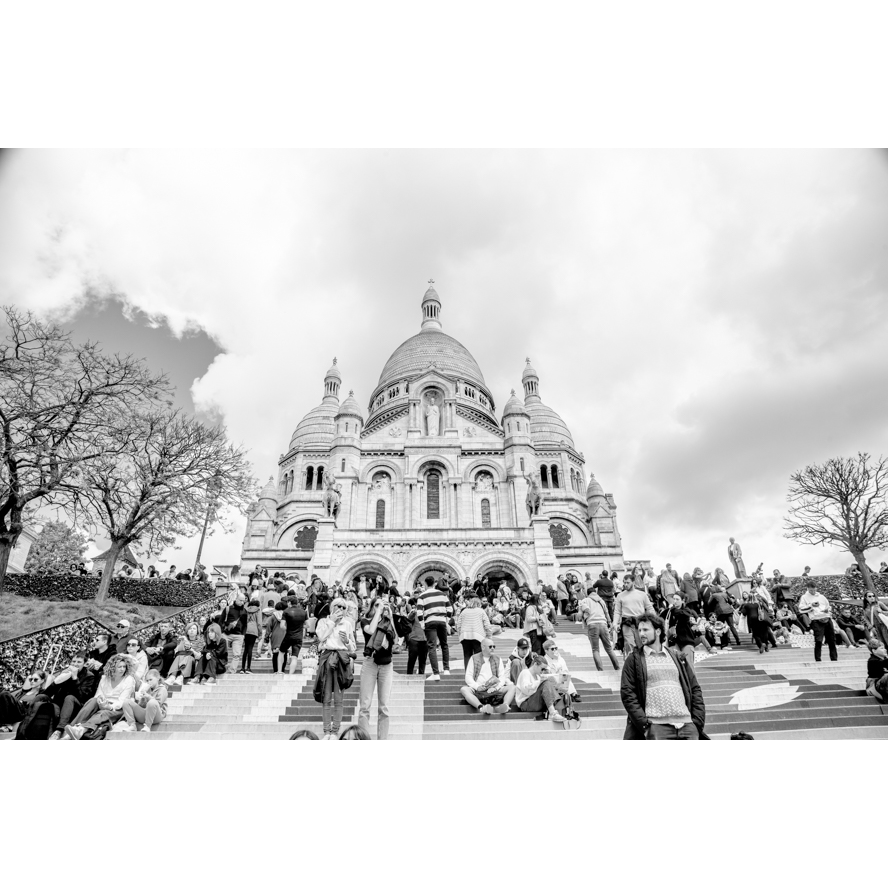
[2,148,887,575]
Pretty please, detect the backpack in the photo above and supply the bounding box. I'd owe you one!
[14,698,57,740]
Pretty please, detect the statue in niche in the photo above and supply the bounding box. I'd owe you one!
[372,472,391,491]
[425,392,441,436]
[476,471,493,491]
[524,471,542,518]
[322,473,342,519]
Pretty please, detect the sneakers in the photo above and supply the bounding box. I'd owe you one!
[63,725,86,741]
[112,722,136,733]
[426,674,441,682]
[140,726,152,733]
[244,669,253,675]
[479,704,494,715]
[237,669,246,674]
[442,669,451,675]
[49,731,62,740]
[550,712,565,723]
[206,677,216,684]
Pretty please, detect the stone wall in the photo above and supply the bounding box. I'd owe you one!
[0,592,229,692]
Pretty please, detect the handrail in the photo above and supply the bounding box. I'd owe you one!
[0,614,115,647]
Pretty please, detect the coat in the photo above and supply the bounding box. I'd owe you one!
[312,649,354,702]
[620,647,708,739]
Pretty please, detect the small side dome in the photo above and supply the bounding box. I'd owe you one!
[586,473,606,500]
[259,476,279,502]
[336,390,363,421]
[502,388,529,419]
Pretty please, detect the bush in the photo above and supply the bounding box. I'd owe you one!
[2,573,218,608]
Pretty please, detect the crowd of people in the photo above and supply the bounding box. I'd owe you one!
[51,561,213,582]
[3,559,887,740]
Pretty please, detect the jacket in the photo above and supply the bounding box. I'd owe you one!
[312,649,354,702]
[620,647,707,739]
[457,607,492,642]
[221,604,247,635]
[244,603,263,637]
[708,590,734,617]
[46,669,97,707]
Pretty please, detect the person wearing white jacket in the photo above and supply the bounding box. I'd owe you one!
[456,597,492,668]
[460,637,515,714]
[63,655,136,739]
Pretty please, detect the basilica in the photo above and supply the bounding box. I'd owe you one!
[240,284,628,590]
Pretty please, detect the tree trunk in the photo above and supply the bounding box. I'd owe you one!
[851,549,876,595]
[95,540,124,603]
[0,538,12,595]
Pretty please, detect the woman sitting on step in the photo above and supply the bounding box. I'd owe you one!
[196,624,228,684]
[166,622,204,685]
[63,655,136,739]
[313,598,358,739]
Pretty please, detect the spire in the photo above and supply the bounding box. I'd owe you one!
[421,279,442,331]
[522,358,540,401]
[324,357,341,400]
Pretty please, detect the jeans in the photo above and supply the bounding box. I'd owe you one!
[621,623,641,656]
[406,639,428,675]
[600,598,615,622]
[526,630,544,655]
[586,623,620,670]
[720,613,741,646]
[121,698,164,729]
[812,619,838,661]
[460,639,482,668]
[226,635,244,674]
[241,634,257,670]
[54,695,82,731]
[358,659,393,740]
[518,679,556,713]
[649,722,697,740]
[322,661,344,736]
[425,623,450,674]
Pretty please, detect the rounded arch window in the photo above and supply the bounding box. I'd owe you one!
[426,471,441,519]
[294,523,319,551]
[305,465,314,490]
[548,522,572,548]
[481,498,491,528]
[375,499,386,529]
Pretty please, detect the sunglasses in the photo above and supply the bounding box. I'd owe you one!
[547,646,558,651]
[29,675,42,683]
[127,642,139,647]
[487,644,496,650]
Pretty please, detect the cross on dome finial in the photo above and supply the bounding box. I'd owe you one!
[349,389,354,396]
[526,357,531,363]
[428,278,435,285]
[333,357,337,365]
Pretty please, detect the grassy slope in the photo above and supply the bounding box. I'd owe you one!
[0,593,184,642]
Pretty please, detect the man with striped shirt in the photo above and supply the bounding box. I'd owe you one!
[418,576,453,682]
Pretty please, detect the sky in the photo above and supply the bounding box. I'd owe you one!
[1,147,887,576]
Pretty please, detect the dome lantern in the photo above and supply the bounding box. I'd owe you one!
[324,358,342,399]
[421,279,442,331]
[522,358,540,401]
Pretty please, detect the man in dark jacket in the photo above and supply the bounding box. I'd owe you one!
[145,621,179,676]
[111,619,138,654]
[221,595,248,675]
[46,652,97,739]
[708,589,740,647]
[620,613,707,740]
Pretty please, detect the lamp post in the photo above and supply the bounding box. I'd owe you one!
[194,471,223,576]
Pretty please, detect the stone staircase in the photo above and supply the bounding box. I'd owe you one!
[106,620,888,741]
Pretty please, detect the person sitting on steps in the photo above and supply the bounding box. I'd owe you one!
[514,654,565,723]
[461,637,517,715]
[865,638,888,702]
[508,636,533,685]
[196,623,228,684]
[542,638,580,702]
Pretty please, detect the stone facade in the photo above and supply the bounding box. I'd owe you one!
[241,284,627,588]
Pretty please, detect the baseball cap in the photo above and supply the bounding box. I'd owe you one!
[517,638,530,648]
[117,619,131,629]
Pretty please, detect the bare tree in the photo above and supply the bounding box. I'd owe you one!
[69,407,256,601]
[784,452,888,593]
[0,307,169,594]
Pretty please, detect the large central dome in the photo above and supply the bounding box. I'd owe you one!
[377,328,486,390]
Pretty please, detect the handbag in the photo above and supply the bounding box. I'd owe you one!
[304,616,318,635]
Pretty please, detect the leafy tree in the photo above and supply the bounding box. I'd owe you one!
[23,519,88,574]
[0,307,169,593]
[70,407,256,602]
[784,452,888,594]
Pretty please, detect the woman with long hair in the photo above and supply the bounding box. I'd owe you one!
[862,589,888,647]
[522,593,544,655]
[123,637,149,683]
[0,669,50,734]
[314,598,357,739]
[63,654,136,739]
[339,725,371,740]
[196,623,228,684]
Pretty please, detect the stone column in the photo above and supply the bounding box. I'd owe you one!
[309,517,336,583]
[394,481,405,528]
[531,515,559,586]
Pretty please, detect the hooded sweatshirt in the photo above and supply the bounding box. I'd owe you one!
[244,602,263,637]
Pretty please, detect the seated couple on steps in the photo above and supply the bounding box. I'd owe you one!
[460,636,578,722]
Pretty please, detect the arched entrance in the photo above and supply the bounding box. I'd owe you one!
[404,554,463,594]
[478,568,520,593]
[340,560,395,591]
